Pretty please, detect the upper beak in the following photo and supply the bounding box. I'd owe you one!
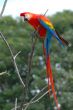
[20,13,28,21]
[20,13,24,17]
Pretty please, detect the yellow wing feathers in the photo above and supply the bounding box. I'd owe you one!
[45,21,54,29]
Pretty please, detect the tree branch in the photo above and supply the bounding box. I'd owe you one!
[0,0,8,18]
[24,88,51,110]
[14,51,21,60]
[15,98,17,110]
[21,89,51,110]
[28,36,37,74]
[0,71,7,76]
[0,32,25,88]
[11,85,51,110]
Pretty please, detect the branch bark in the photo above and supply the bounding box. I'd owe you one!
[11,85,51,110]
[15,98,17,110]
[24,86,50,110]
[0,71,7,76]
[0,32,25,88]
[0,0,8,18]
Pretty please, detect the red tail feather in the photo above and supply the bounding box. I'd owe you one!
[46,56,60,110]
[42,44,60,110]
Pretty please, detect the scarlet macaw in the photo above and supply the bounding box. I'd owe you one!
[20,12,68,110]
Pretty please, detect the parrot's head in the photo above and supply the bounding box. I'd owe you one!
[20,12,33,22]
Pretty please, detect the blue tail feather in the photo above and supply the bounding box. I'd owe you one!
[44,32,52,57]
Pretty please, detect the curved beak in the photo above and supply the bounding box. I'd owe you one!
[20,13,25,17]
[20,12,29,21]
[20,13,28,21]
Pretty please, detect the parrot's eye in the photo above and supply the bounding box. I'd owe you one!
[24,14,31,21]
[24,17,28,21]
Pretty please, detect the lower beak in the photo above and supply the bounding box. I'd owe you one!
[24,17,28,21]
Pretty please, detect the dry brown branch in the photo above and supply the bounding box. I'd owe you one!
[0,0,8,18]
[28,36,37,74]
[0,32,25,88]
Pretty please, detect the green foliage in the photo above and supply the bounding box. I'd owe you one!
[50,10,73,34]
[0,10,73,110]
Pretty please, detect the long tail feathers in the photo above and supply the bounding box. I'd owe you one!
[43,43,60,110]
[55,30,69,46]
[42,44,51,93]
[46,56,60,110]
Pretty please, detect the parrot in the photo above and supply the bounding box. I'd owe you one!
[20,12,69,110]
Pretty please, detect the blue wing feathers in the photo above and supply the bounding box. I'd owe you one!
[39,19,64,47]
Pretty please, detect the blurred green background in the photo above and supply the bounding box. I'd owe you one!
[0,10,73,110]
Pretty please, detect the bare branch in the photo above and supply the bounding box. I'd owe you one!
[24,88,51,110]
[0,32,25,88]
[11,85,51,110]
[15,98,17,110]
[0,71,7,76]
[30,90,50,104]
[0,0,8,18]
[24,89,51,107]
[43,9,48,16]
[14,51,21,60]
[28,36,37,75]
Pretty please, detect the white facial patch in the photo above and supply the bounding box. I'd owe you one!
[25,14,32,20]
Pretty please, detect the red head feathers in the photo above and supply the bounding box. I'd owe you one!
[20,12,47,37]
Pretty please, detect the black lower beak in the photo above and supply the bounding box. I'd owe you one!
[24,17,28,21]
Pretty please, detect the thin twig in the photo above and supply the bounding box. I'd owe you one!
[24,86,49,110]
[0,32,25,88]
[0,0,8,18]
[23,90,50,110]
[15,98,17,110]
[14,51,21,60]
[23,89,51,107]
[0,71,7,76]
[11,85,51,110]
[31,90,50,104]
[43,9,48,16]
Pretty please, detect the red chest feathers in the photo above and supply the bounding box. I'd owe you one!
[28,15,46,38]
